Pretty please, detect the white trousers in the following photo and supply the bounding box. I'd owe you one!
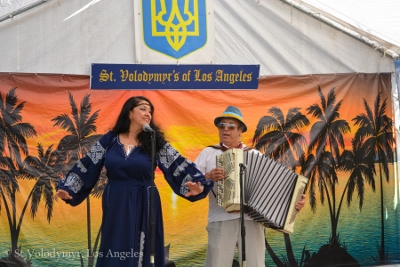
[205,219,266,267]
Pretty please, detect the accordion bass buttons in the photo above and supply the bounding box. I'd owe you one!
[216,180,224,206]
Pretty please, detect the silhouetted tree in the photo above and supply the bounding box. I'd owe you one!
[0,88,36,165]
[352,92,394,262]
[0,88,36,261]
[52,92,102,267]
[19,144,61,222]
[305,87,350,239]
[252,106,309,266]
[338,138,376,212]
[252,106,309,169]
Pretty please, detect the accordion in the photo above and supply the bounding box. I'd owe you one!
[215,148,308,234]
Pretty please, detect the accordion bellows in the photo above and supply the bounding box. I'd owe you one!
[216,148,308,234]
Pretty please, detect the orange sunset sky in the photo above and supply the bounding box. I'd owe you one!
[0,72,394,162]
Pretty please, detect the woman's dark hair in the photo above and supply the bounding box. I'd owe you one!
[112,96,166,155]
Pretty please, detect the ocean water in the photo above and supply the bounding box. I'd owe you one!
[1,163,399,266]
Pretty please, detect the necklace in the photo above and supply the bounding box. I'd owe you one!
[126,145,135,154]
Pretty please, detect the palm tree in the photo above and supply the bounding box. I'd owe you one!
[252,106,309,169]
[336,137,376,230]
[297,88,380,266]
[19,144,61,221]
[51,92,102,267]
[252,106,309,266]
[0,143,60,264]
[306,87,350,162]
[0,87,36,260]
[0,156,20,259]
[0,87,36,165]
[305,86,350,239]
[52,92,102,173]
[338,137,376,209]
[352,92,394,262]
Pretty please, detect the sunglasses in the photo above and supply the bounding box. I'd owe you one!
[218,122,237,130]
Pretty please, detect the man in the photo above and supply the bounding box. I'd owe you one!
[194,106,305,267]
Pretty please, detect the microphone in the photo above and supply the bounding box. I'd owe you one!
[143,124,155,133]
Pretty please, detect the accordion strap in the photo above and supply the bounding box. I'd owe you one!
[207,144,254,152]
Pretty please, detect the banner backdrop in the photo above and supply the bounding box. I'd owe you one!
[0,72,398,267]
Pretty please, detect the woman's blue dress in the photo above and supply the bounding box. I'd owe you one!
[57,131,213,267]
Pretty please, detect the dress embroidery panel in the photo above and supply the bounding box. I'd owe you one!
[63,172,84,193]
[87,140,106,165]
[158,143,180,169]
[76,160,87,173]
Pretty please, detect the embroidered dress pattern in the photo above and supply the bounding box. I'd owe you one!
[63,172,84,193]
[138,231,145,267]
[173,161,189,176]
[159,143,180,169]
[76,160,87,173]
[180,175,193,195]
[87,141,106,165]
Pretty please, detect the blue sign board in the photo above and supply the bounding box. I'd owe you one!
[90,64,260,90]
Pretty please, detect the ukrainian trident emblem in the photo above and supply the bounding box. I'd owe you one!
[142,0,208,59]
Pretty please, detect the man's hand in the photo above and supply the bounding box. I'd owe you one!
[295,194,306,211]
[206,168,224,181]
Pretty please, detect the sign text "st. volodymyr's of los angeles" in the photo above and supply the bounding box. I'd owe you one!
[90,64,259,90]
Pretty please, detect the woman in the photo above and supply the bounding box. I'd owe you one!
[55,96,213,267]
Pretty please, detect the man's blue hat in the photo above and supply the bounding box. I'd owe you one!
[214,106,247,132]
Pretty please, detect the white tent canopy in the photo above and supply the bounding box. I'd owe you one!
[0,0,398,76]
[302,0,400,49]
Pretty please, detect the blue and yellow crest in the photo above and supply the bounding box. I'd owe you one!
[142,0,208,59]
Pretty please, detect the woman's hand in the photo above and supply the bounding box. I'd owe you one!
[295,194,306,212]
[206,168,224,181]
[184,181,204,197]
[55,189,72,201]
